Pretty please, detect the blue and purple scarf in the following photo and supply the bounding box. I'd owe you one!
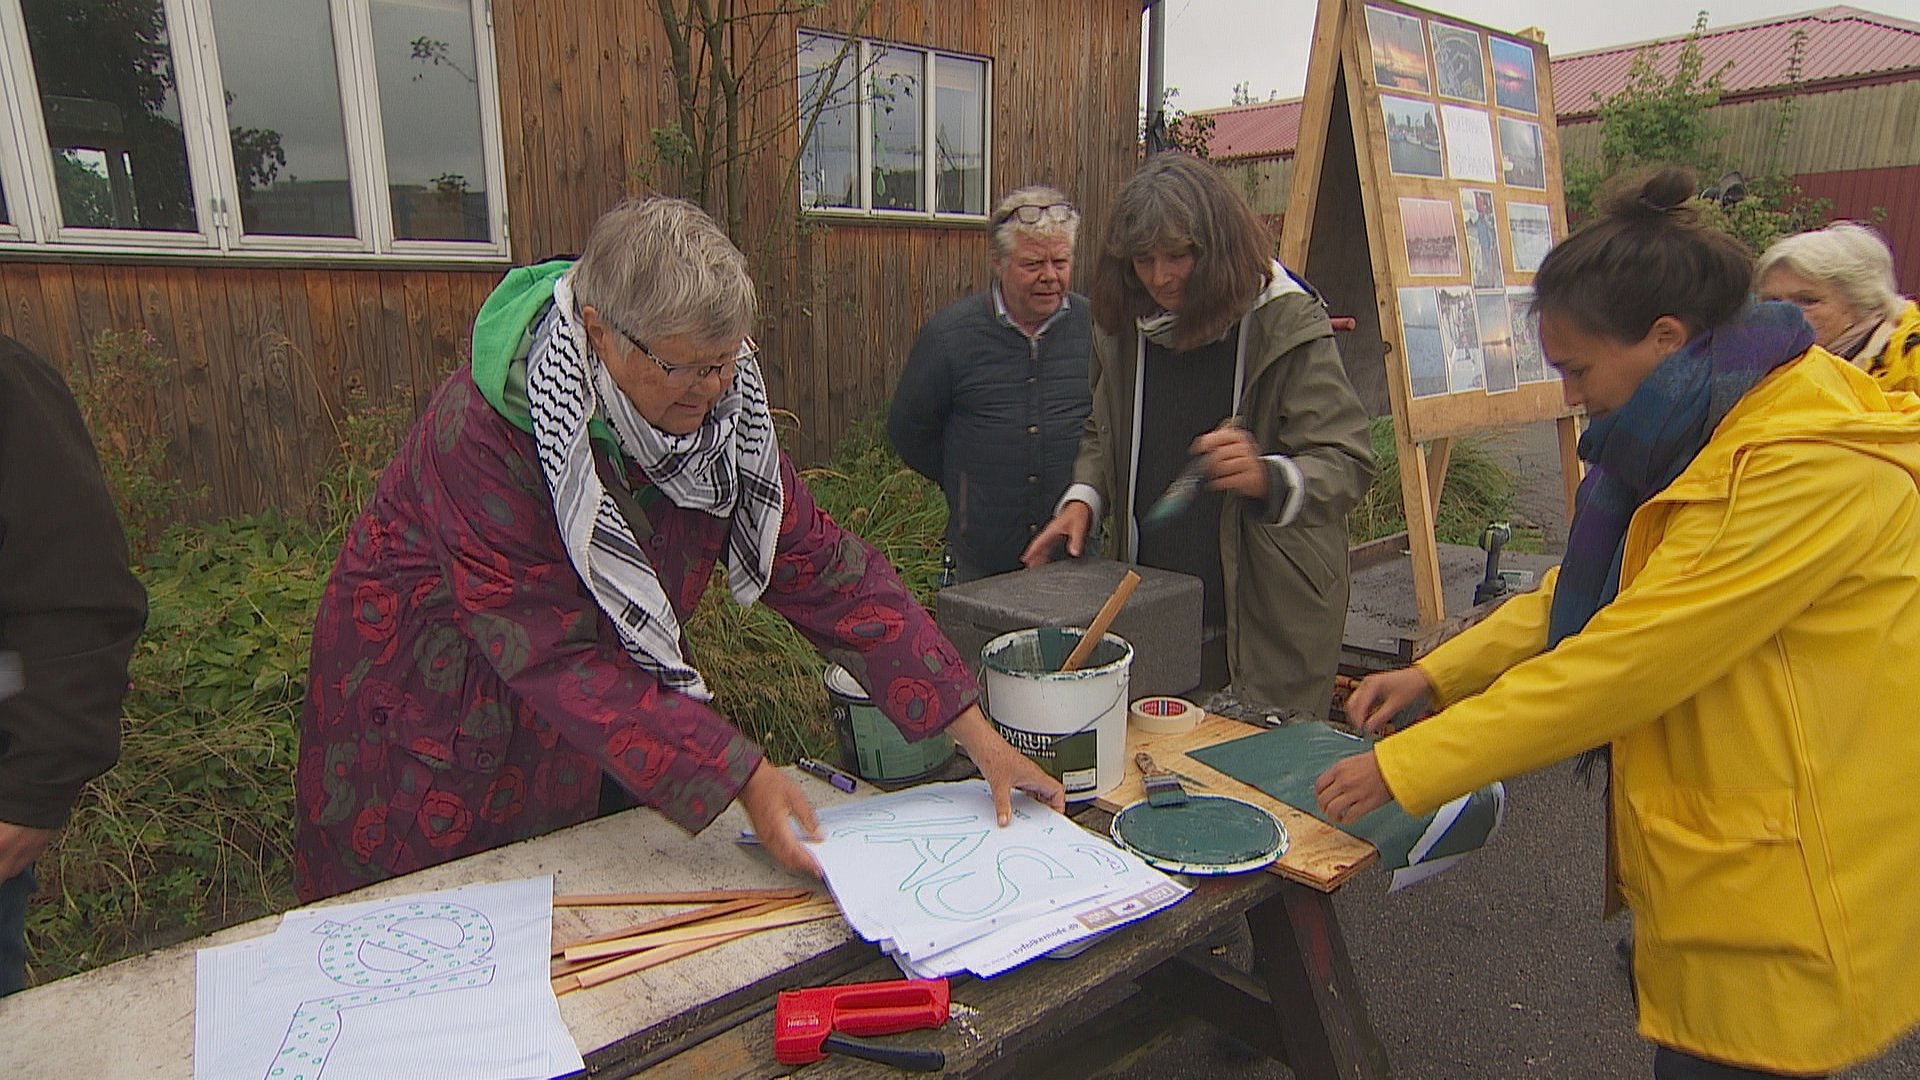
[1547,302,1814,650]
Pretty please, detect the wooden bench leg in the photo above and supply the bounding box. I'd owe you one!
[1246,881,1390,1079]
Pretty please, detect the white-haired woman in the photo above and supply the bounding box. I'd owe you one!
[295,197,1061,900]
[1756,221,1920,393]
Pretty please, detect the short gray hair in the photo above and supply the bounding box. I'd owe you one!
[570,196,756,345]
[990,185,1080,260]
[1755,222,1903,323]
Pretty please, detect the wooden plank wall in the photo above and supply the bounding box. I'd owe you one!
[0,0,1143,517]
[0,263,496,518]
[1558,79,1920,176]
[493,0,1145,462]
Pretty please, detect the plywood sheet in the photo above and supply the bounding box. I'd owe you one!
[1094,714,1377,892]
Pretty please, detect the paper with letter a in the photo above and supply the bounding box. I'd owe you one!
[194,876,582,1080]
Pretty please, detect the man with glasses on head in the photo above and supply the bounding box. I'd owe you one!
[293,197,1063,900]
[888,186,1094,582]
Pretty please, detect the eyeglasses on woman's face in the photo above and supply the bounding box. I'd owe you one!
[997,202,1077,226]
[606,317,758,389]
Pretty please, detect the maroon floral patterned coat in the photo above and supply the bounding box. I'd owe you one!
[294,369,976,900]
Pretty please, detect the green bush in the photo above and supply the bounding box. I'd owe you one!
[28,513,326,980]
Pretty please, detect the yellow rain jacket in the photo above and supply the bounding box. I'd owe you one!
[1865,298,1920,396]
[1376,349,1920,1075]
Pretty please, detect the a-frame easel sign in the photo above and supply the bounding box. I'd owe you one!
[1282,0,1582,627]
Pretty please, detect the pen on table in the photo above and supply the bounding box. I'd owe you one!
[797,757,858,793]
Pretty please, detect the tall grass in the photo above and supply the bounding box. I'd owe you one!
[1346,418,1519,546]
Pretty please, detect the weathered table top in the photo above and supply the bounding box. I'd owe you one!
[0,770,869,1079]
[0,739,1369,1079]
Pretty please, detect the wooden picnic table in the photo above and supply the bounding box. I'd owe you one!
[0,718,1389,1079]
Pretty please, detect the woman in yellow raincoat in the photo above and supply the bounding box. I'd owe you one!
[1756,221,1920,396]
[1316,169,1920,1078]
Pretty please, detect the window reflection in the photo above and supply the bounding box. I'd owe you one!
[22,0,198,232]
[369,0,488,242]
[798,32,858,210]
[934,57,985,215]
[869,46,921,212]
[210,0,355,238]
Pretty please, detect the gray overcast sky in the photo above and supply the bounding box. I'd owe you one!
[1157,0,1920,111]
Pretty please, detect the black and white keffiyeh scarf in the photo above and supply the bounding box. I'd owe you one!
[525,272,783,701]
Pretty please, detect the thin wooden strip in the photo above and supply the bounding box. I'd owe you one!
[550,897,813,978]
[561,900,841,964]
[551,897,766,957]
[553,887,811,908]
[551,930,749,996]
[556,901,839,995]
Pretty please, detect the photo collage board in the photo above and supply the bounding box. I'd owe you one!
[1362,2,1562,404]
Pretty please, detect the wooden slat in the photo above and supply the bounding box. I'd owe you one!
[375,270,413,409]
[0,264,50,360]
[161,267,222,508]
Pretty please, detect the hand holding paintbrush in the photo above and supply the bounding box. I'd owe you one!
[1142,415,1270,529]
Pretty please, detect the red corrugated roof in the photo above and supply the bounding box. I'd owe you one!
[1202,99,1306,161]
[1199,5,1920,160]
[1554,5,1920,115]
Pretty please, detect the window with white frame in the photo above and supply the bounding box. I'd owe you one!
[0,0,508,259]
[797,31,989,219]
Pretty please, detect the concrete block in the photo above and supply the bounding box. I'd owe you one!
[935,558,1203,697]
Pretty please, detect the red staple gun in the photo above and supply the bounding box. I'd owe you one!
[773,976,949,1071]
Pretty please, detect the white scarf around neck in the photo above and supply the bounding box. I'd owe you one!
[524,272,783,701]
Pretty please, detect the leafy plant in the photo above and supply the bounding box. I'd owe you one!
[66,328,203,556]
[1562,12,1831,253]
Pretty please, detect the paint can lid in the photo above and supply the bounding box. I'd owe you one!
[822,663,869,702]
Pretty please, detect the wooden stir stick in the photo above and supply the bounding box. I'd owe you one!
[1060,570,1141,672]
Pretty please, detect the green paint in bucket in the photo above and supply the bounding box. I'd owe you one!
[825,664,955,782]
[980,627,1132,801]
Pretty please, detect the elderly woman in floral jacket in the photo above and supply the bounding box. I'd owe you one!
[295,197,1061,901]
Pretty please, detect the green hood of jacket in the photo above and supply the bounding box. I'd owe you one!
[470,258,616,447]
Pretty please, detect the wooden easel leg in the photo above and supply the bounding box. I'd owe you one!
[1247,883,1390,1079]
[1556,414,1584,521]
[1397,430,1446,626]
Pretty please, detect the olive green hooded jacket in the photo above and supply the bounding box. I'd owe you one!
[1070,270,1373,715]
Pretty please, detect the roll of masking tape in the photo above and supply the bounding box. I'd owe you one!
[1129,695,1199,735]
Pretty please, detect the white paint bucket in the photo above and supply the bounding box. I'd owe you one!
[979,627,1132,802]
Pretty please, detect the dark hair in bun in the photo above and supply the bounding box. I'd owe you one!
[1533,167,1752,344]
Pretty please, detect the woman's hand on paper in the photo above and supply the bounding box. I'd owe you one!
[738,759,823,877]
[1314,750,1394,825]
[949,705,1067,824]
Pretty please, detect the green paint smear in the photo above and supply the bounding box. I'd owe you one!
[1114,797,1283,864]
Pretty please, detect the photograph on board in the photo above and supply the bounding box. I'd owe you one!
[1430,23,1487,103]
[1477,290,1520,393]
[1442,105,1497,185]
[1383,94,1445,178]
[1490,37,1538,114]
[1498,117,1547,189]
[1507,201,1554,272]
[1400,196,1463,277]
[1365,6,1432,93]
[1398,287,1451,399]
[1461,188,1503,289]
[1507,287,1550,383]
[1437,286,1486,394]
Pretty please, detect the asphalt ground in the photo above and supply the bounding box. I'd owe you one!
[1088,421,1920,1079]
